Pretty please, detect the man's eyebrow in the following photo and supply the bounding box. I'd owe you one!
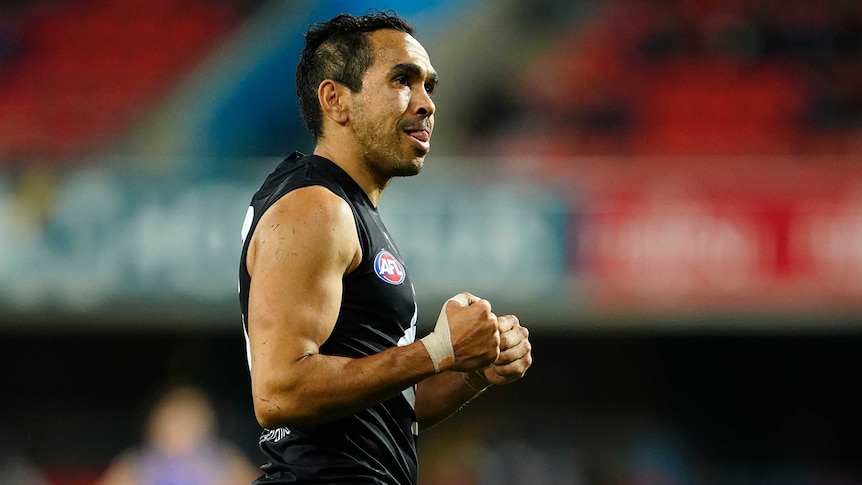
[390,63,439,84]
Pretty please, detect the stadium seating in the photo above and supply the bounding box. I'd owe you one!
[483,0,862,160]
[0,0,246,163]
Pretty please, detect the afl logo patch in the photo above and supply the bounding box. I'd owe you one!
[374,250,405,285]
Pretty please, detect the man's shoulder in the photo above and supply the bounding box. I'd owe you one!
[254,152,346,202]
[267,184,351,219]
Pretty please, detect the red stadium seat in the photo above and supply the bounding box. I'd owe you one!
[0,0,243,163]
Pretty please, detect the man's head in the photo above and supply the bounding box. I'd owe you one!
[297,10,415,139]
[296,11,437,182]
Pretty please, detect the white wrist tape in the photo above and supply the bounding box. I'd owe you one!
[420,293,469,373]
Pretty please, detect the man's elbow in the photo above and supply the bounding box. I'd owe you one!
[252,383,328,429]
[251,377,298,426]
[253,393,302,429]
[254,407,287,430]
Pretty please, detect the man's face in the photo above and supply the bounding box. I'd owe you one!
[349,29,437,180]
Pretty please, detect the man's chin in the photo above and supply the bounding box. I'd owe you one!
[392,160,423,177]
[388,153,423,177]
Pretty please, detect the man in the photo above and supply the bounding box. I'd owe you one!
[238,10,532,484]
[96,386,260,485]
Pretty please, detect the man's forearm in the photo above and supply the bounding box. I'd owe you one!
[253,341,437,428]
[414,369,490,430]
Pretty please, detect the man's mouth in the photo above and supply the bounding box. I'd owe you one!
[406,129,430,143]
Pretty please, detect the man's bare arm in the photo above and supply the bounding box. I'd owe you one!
[246,186,439,428]
[415,314,532,429]
[246,186,499,429]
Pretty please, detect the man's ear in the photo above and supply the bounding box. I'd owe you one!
[318,79,351,125]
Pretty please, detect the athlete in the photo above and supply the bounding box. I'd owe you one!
[96,386,260,485]
[238,10,532,484]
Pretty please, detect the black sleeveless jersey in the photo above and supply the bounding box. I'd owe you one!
[239,152,420,485]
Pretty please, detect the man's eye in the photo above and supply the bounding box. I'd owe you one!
[425,83,435,95]
[395,76,409,86]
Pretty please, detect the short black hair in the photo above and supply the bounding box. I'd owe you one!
[296,10,415,139]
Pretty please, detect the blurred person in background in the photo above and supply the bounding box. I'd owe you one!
[0,435,47,485]
[96,385,259,485]
[238,9,532,485]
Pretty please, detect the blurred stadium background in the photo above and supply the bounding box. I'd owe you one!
[1,0,861,483]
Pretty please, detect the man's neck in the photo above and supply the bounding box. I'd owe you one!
[313,144,387,207]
